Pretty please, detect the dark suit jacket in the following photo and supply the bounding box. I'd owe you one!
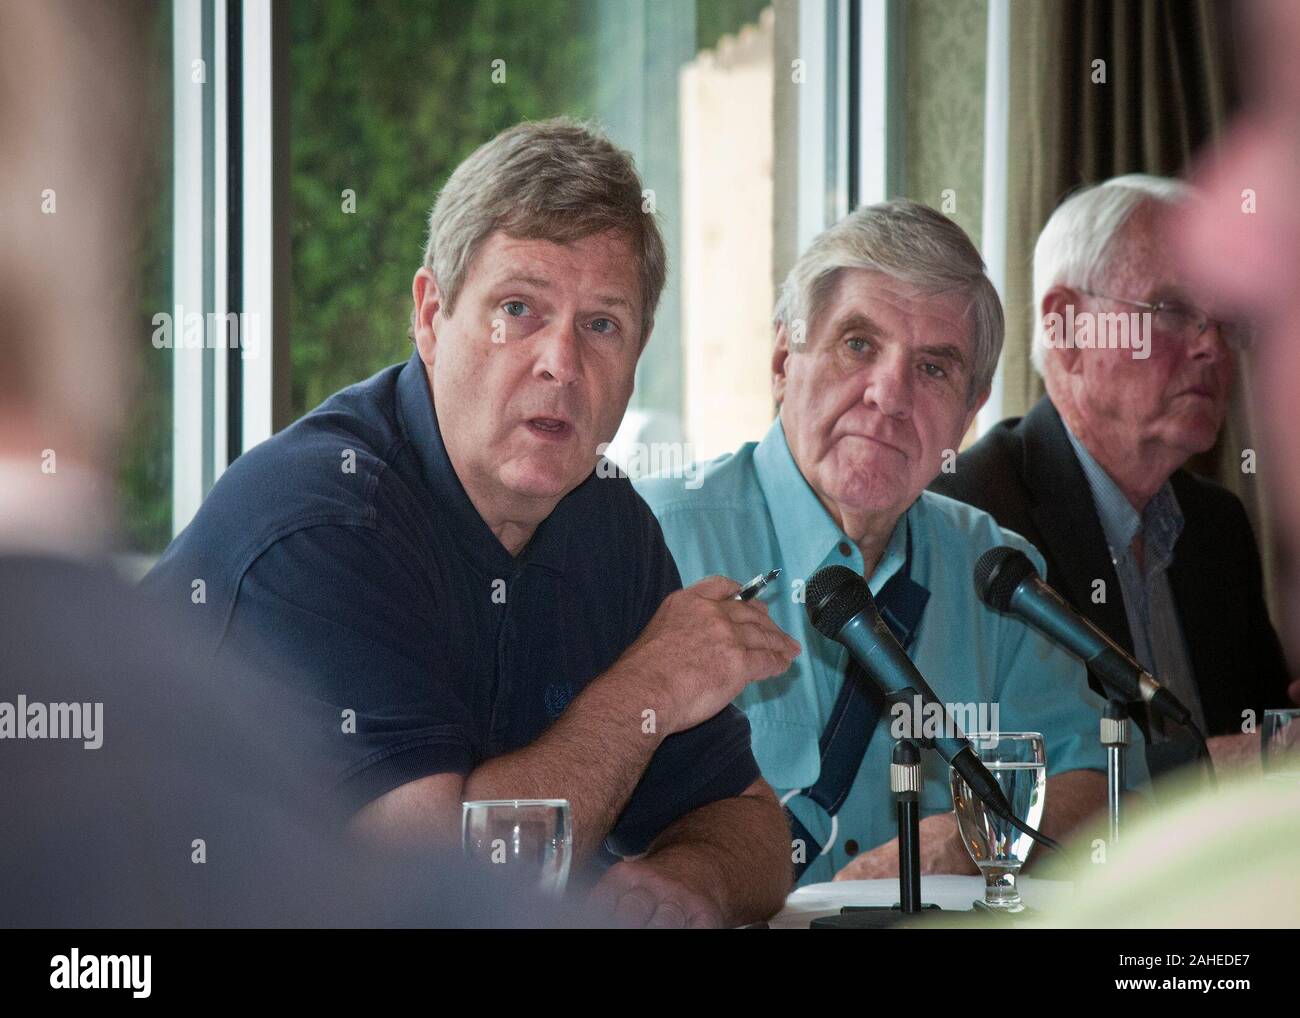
[930,396,1290,744]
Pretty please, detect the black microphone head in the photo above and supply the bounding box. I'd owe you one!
[973,546,1039,612]
[806,565,874,639]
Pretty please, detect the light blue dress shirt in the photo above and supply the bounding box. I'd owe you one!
[635,416,1149,886]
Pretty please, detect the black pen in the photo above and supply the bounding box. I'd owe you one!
[734,568,781,601]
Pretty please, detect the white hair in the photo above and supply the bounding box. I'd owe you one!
[773,200,1003,404]
[1031,173,1191,375]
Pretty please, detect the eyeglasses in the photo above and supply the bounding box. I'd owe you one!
[1079,290,1251,351]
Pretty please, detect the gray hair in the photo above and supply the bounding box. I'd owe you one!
[773,200,1003,404]
[413,117,666,342]
[1031,173,1191,375]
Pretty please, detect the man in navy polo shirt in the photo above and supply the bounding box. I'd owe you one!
[145,118,799,928]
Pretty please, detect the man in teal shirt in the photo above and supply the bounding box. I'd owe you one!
[636,201,1149,886]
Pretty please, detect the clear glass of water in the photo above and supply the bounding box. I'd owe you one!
[949,732,1047,913]
[1262,708,1300,780]
[461,799,572,896]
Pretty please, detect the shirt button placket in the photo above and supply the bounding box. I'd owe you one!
[489,572,520,748]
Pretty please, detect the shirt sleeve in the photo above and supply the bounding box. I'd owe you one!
[601,504,763,860]
[222,524,478,813]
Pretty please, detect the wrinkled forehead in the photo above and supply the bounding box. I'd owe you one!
[815,268,974,347]
[470,230,643,308]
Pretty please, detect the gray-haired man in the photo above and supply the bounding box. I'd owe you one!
[145,118,799,927]
[932,175,1294,780]
[638,201,1127,886]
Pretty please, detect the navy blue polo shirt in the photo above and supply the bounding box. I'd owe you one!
[143,352,760,862]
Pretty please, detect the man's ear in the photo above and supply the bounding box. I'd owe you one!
[772,321,792,404]
[1041,284,1085,377]
[411,267,443,366]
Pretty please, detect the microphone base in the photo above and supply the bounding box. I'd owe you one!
[810,903,943,929]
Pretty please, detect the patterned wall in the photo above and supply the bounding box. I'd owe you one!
[903,0,988,252]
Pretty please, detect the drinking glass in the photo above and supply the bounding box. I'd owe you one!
[1262,708,1300,780]
[950,732,1046,912]
[461,799,572,895]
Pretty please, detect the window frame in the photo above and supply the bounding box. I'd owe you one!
[169,0,290,540]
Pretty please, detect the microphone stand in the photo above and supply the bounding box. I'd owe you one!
[892,739,922,912]
[813,734,940,928]
[1100,698,1130,846]
[813,718,1064,929]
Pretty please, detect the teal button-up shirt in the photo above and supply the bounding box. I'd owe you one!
[635,417,1149,886]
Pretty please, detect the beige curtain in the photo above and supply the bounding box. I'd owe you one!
[1003,0,1238,413]
[1000,0,1286,623]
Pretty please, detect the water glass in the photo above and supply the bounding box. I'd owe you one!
[461,798,572,896]
[1262,708,1300,780]
[950,732,1047,912]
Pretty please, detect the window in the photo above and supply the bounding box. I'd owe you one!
[119,0,860,546]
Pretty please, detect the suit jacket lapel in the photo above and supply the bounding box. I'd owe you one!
[1019,398,1136,655]
[1165,472,1224,729]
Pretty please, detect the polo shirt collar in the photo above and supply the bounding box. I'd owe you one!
[753,414,907,593]
[395,351,569,574]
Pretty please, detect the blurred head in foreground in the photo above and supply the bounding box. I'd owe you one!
[0,0,142,551]
[0,0,569,927]
[1176,0,1300,625]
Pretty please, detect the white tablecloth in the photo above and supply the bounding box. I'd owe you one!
[770,876,1074,929]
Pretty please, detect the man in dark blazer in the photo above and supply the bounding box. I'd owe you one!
[932,175,1294,780]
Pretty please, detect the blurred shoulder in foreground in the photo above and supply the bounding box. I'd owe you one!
[1055,768,1300,927]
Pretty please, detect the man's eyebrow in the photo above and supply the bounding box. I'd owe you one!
[832,312,967,365]
[835,312,884,336]
[493,273,551,290]
[918,343,967,366]
[490,275,635,312]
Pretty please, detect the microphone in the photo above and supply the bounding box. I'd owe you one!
[805,565,1020,828]
[973,546,1193,729]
